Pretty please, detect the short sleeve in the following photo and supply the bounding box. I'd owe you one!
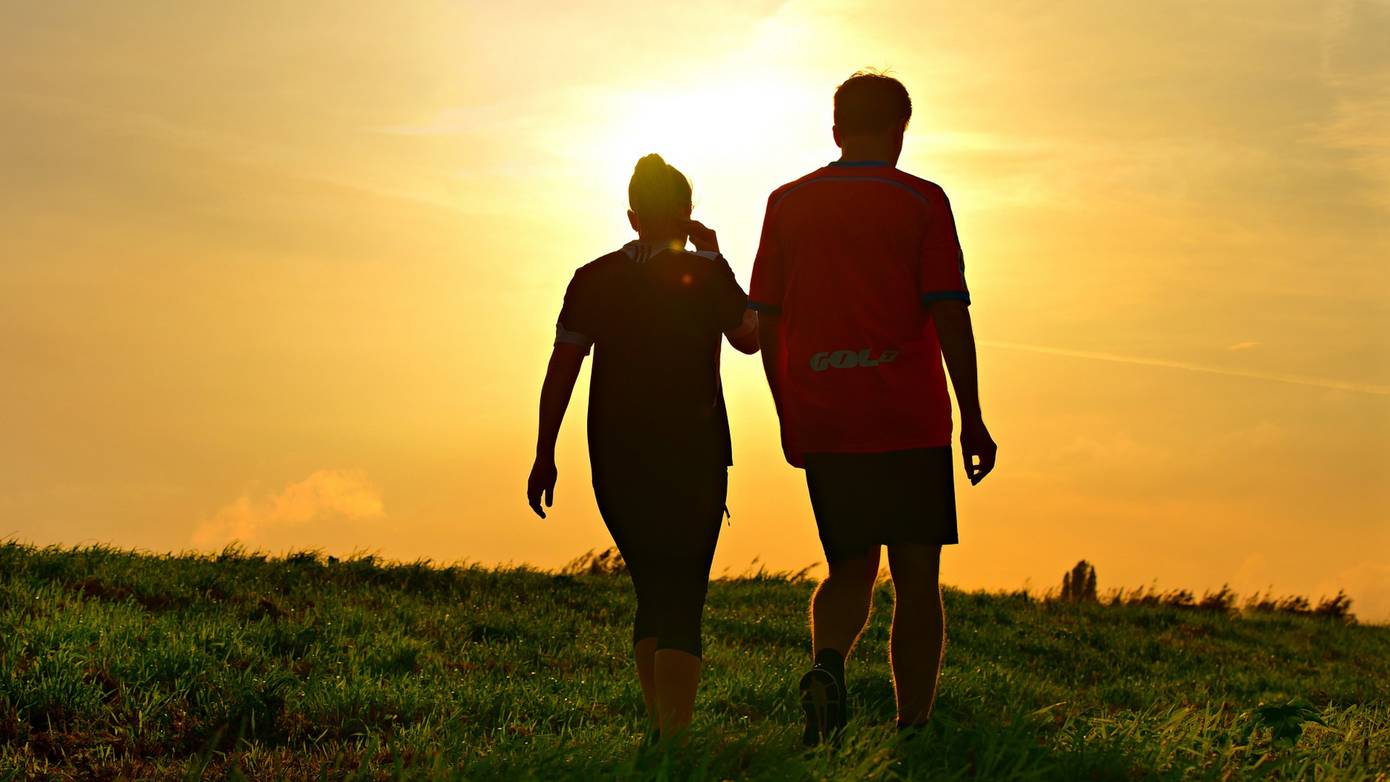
[919,191,970,306]
[555,270,599,354]
[748,194,785,315]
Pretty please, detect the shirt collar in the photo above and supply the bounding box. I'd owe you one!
[828,160,891,168]
[622,239,686,263]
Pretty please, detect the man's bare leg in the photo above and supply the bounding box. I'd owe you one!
[810,549,882,656]
[886,544,945,726]
[799,549,881,744]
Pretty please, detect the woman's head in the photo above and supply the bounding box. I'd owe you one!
[627,154,692,238]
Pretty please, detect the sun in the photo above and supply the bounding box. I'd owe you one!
[575,72,828,203]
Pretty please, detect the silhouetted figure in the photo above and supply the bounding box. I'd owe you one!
[527,154,758,739]
[748,71,998,744]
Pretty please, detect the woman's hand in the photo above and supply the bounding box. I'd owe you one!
[685,219,719,253]
[527,455,557,519]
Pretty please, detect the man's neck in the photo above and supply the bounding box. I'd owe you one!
[837,151,897,166]
[837,136,901,167]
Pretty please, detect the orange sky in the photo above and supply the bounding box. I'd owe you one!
[3,1,1388,619]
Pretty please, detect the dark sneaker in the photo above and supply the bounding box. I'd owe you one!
[799,666,845,746]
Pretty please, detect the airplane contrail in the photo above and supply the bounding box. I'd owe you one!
[979,340,1390,396]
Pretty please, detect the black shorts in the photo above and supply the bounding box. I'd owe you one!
[804,447,958,563]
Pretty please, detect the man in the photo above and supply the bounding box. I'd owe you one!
[748,71,997,745]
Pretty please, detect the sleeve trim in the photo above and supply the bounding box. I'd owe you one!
[920,291,971,306]
[747,300,782,315]
[554,323,594,354]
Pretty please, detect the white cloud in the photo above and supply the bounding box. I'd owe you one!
[192,469,385,548]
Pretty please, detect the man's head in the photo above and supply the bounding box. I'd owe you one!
[627,153,692,240]
[832,70,912,159]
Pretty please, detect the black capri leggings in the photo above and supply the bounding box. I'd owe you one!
[593,466,727,658]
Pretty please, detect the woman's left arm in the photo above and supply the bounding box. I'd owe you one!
[725,309,759,354]
[687,218,759,355]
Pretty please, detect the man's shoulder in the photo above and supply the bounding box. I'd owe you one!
[888,169,950,203]
[766,167,833,206]
[766,166,949,210]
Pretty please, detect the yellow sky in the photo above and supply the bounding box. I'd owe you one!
[3,1,1388,619]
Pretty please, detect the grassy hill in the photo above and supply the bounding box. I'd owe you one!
[1,543,1387,781]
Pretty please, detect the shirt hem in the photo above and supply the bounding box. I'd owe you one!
[792,436,954,455]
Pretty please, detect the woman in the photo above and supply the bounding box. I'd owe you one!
[526,154,758,739]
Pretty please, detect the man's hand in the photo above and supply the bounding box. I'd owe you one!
[685,219,719,253]
[960,417,997,485]
[527,455,557,518]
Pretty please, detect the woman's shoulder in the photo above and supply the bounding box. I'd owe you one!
[572,247,632,279]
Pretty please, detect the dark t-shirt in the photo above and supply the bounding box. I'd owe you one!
[557,245,748,478]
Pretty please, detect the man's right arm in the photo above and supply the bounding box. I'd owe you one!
[757,312,783,411]
[930,300,997,485]
[750,191,800,465]
[756,312,803,466]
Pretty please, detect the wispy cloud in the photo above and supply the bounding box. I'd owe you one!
[981,340,1390,396]
[192,469,385,548]
[1315,0,1390,211]
[1226,341,1261,351]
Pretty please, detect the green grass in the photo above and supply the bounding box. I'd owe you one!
[1,543,1387,780]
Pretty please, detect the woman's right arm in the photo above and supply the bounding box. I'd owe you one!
[528,343,587,518]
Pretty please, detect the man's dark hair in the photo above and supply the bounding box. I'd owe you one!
[834,70,912,134]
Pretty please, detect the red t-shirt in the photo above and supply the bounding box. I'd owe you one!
[749,161,969,465]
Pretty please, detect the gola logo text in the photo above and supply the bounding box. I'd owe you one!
[809,349,900,372]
